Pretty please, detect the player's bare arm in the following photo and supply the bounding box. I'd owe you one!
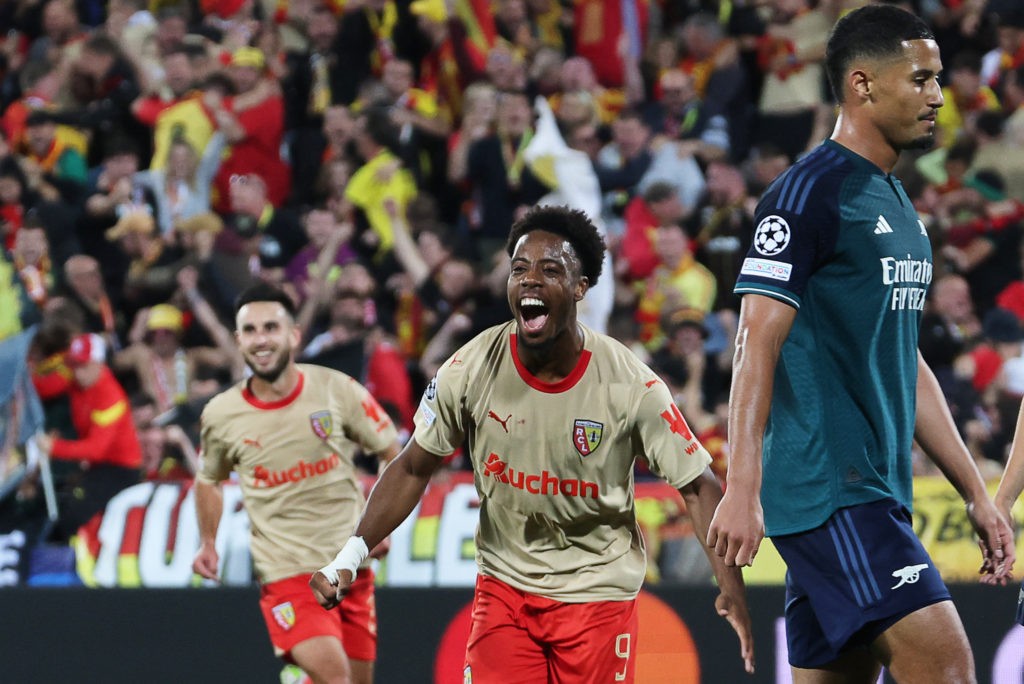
[367,442,403,560]
[310,438,445,609]
[994,401,1024,562]
[679,468,755,674]
[192,478,225,581]
[914,352,1016,583]
[709,294,795,567]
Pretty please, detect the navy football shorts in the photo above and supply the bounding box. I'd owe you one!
[772,497,951,668]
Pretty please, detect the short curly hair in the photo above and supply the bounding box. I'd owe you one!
[505,205,605,286]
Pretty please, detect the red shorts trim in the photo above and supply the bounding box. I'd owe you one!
[259,568,377,662]
[464,574,638,683]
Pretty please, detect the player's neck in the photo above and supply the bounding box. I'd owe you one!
[248,364,301,402]
[516,324,585,383]
[830,112,898,174]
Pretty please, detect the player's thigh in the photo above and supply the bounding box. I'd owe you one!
[290,635,351,684]
[790,648,882,684]
[545,598,638,684]
[339,568,378,663]
[870,600,975,684]
[774,499,950,671]
[464,576,548,684]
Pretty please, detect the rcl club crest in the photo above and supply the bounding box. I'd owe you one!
[272,601,296,630]
[573,419,604,456]
[309,410,333,439]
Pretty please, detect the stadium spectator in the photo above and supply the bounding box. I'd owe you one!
[134,132,225,237]
[113,273,239,414]
[35,332,142,542]
[60,254,121,346]
[342,106,418,267]
[210,46,291,210]
[299,262,415,432]
[19,108,86,203]
[634,222,716,351]
[130,45,212,172]
[753,0,830,162]
[223,171,306,284]
[9,219,54,309]
[284,206,357,307]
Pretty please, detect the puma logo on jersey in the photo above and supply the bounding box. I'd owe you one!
[874,214,894,234]
[487,410,512,433]
[891,563,929,589]
[243,437,262,449]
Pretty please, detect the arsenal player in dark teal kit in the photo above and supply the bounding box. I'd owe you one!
[709,5,1014,684]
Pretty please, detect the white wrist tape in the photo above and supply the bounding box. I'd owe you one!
[318,536,369,585]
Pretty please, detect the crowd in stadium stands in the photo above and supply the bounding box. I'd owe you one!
[1,0,1024,544]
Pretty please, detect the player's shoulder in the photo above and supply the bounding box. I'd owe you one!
[586,327,665,386]
[758,142,856,218]
[296,363,354,386]
[199,379,249,428]
[439,322,514,378]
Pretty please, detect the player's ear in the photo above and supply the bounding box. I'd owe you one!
[849,67,872,102]
[575,275,589,301]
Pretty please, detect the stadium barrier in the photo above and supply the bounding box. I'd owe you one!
[3,472,1016,588]
[0,584,1020,683]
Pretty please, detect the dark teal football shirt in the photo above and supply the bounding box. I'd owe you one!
[735,140,932,535]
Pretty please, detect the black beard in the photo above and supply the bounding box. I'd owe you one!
[246,353,290,384]
[903,132,936,151]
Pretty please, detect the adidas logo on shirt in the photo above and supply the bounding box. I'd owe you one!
[874,215,894,234]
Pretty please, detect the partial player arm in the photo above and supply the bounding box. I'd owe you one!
[707,293,795,567]
[310,437,446,608]
[994,400,1024,529]
[915,352,1015,583]
[679,468,755,674]
[191,411,233,582]
[192,478,224,581]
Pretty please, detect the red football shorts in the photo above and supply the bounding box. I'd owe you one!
[259,568,377,662]
[464,574,638,683]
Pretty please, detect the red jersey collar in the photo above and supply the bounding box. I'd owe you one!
[510,333,591,394]
[242,371,304,409]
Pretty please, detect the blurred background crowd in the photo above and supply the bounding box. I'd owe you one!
[1,0,1024,551]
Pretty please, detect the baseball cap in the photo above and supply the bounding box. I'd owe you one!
[24,109,59,127]
[175,211,224,235]
[230,46,265,70]
[147,304,184,333]
[66,333,106,367]
[662,306,710,339]
[200,0,247,19]
[410,0,448,23]
[983,307,1024,343]
[105,210,156,241]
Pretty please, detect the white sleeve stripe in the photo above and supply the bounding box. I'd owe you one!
[734,285,801,309]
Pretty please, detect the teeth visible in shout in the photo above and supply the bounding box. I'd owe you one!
[521,297,544,307]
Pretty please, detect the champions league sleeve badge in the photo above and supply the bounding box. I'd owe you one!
[309,410,333,439]
[419,376,438,426]
[754,215,791,256]
[573,419,604,456]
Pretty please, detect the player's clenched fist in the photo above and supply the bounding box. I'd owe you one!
[309,569,352,610]
[192,541,220,581]
[310,536,370,610]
